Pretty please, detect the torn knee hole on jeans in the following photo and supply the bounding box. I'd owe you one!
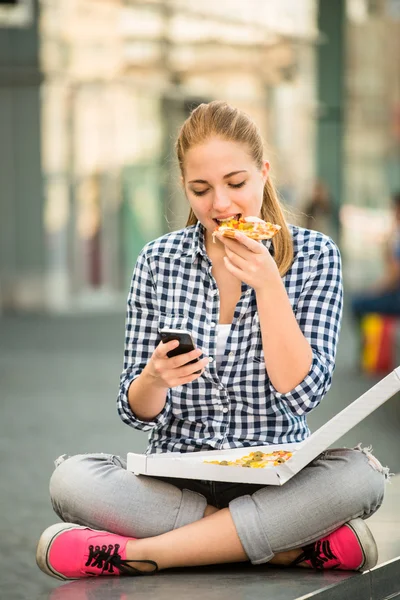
[354,444,394,482]
[54,454,70,468]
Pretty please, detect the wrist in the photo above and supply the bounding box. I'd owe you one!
[254,270,282,295]
[142,363,168,391]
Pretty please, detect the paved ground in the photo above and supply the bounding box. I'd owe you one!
[0,301,399,600]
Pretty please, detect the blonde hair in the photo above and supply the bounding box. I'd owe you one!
[176,101,294,276]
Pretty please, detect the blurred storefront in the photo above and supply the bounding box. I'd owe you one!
[0,0,319,312]
[341,0,400,289]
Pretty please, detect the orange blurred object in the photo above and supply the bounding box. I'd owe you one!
[361,314,397,374]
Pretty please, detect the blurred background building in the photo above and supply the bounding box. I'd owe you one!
[0,0,399,313]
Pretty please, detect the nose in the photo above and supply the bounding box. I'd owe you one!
[212,187,232,211]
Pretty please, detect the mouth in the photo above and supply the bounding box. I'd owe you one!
[213,213,241,225]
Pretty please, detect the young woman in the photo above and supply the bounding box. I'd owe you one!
[36,101,388,581]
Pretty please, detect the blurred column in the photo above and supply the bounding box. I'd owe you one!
[316,0,346,240]
[0,1,45,311]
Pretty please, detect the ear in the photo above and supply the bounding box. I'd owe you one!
[261,161,270,183]
[180,176,185,189]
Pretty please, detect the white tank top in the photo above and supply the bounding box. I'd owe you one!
[216,324,231,369]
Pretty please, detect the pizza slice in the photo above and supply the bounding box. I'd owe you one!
[212,214,281,242]
[203,449,293,469]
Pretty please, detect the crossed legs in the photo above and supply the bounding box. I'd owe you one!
[47,448,386,571]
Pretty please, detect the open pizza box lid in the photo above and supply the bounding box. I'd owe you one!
[127,367,400,486]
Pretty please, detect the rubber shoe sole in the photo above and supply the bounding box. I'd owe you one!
[36,523,101,581]
[346,518,378,571]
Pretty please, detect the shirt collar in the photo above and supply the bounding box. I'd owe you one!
[189,221,209,264]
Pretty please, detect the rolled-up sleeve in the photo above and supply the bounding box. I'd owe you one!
[269,238,343,415]
[117,249,171,431]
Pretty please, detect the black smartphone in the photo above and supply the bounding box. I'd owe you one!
[159,328,201,373]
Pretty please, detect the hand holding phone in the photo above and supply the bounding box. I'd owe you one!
[146,329,209,389]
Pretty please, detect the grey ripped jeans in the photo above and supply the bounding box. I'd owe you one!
[49,445,389,564]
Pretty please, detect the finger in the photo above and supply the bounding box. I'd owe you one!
[225,247,248,271]
[223,255,245,279]
[165,357,208,383]
[173,356,209,377]
[215,231,260,259]
[175,363,208,385]
[168,348,202,369]
[215,233,251,259]
[232,230,264,253]
[214,231,240,248]
[155,339,180,358]
[171,369,205,387]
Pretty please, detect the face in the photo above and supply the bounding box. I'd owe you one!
[183,137,269,249]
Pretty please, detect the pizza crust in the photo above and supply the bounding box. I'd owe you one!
[219,228,278,240]
[213,218,281,242]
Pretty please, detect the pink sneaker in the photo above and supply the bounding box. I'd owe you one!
[290,518,378,571]
[36,523,158,580]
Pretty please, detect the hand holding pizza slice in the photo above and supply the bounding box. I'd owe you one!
[212,213,282,290]
[212,214,281,243]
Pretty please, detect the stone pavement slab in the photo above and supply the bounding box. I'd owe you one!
[0,306,399,600]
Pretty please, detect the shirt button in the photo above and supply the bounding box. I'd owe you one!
[210,322,216,327]
[222,407,229,413]
[208,357,214,363]
[218,384,224,390]
[228,352,234,358]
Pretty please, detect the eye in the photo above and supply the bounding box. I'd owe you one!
[192,189,209,196]
[228,181,246,189]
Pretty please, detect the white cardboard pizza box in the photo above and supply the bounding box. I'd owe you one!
[127,367,400,486]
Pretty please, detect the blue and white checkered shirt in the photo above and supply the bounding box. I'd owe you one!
[118,221,343,454]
